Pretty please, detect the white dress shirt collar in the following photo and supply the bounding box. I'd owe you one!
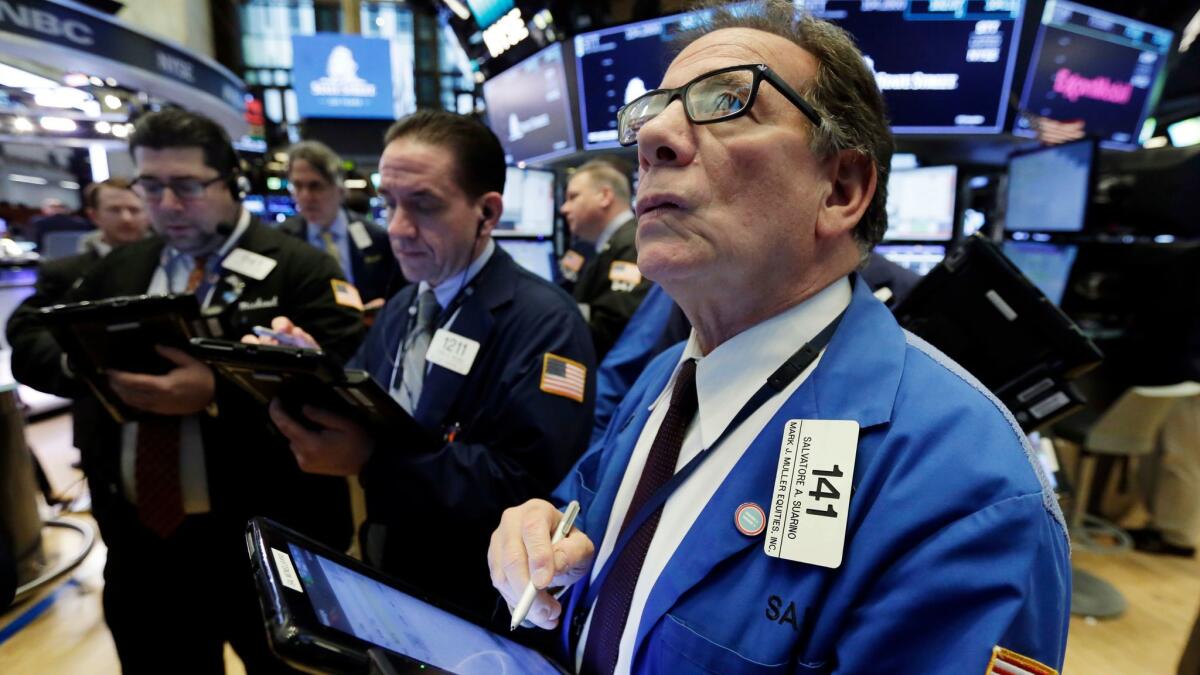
[650,276,852,449]
[594,209,634,253]
[418,238,496,309]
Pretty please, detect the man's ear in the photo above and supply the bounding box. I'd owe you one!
[816,149,876,241]
[477,192,504,237]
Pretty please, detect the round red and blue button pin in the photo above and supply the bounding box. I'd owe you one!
[735,502,766,537]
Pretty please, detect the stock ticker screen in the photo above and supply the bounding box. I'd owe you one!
[805,0,1025,134]
[1015,0,1174,149]
[483,42,578,165]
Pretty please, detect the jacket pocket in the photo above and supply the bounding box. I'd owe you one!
[641,614,831,674]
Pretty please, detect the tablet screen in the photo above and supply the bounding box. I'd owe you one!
[286,544,562,674]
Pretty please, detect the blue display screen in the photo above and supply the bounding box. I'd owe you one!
[483,42,577,165]
[496,239,556,282]
[573,11,710,149]
[292,34,395,120]
[1002,241,1078,305]
[884,165,958,241]
[1015,0,1173,150]
[805,0,1025,134]
[1005,139,1093,233]
[467,0,514,29]
[497,167,556,238]
[874,244,946,276]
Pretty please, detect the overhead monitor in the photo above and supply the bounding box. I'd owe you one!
[496,167,555,238]
[884,165,957,241]
[292,34,396,120]
[1167,117,1200,148]
[243,195,266,215]
[804,1,1025,134]
[266,195,297,224]
[1005,138,1095,233]
[573,11,710,150]
[466,0,514,29]
[483,42,577,165]
[874,244,946,277]
[496,239,556,283]
[1002,241,1079,306]
[1014,0,1174,150]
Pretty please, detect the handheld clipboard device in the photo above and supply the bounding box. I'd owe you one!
[247,517,568,674]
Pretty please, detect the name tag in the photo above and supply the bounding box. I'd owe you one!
[764,419,859,568]
[425,328,480,376]
[222,248,277,281]
[348,221,373,250]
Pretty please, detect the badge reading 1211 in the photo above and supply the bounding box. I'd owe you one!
[764,419,860,568]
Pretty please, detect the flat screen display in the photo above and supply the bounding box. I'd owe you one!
[1002,241,1078,305]
[243,195,266,215]
[573,11,710,149]
[804,0,1025,134]
[496,239,556,282]
[483,42,577,165]
[292,34,395,120]
[497,167,556,238]
[285,544,562,675]
[874,244,946,276]
[1014,0,1174,150]
[1005,139,1094,233]
[884,165,957,241]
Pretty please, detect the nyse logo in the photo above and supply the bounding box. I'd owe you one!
[0,1,95,46]
[157,51,196,82]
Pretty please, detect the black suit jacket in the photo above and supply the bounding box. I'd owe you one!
[279,213,399,304]
[7,218,366,548]
[350,247,597,617]
[574,217,651,359]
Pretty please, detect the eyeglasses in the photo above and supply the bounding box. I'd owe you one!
[133,175,226,201]
[616,63,822,147]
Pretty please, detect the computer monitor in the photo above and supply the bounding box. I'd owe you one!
[884,166,957,241]
[496,239,556,283]
[803,1,1025,134]
[496,167,556,238]
[266,195,297,224]
[1015,0,1174,150]
[1005,138,1095,233]
[1002,241,1079,306]
[874,244,947,276]
[574,11,709,150]
[243,195,266,216]
[483,42,577,165]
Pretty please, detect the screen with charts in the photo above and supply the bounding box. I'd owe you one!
[265,195,297,224]
[496,167,556,238]
[803,1,1025,134]
[1014,0,1173,150]
[874,244,946,276]
[884,165,957,241]
[496,239,557,282]
[1002,241,1078,305]
[483,42,577,165]
[1005,139,1094,233]
[285,544,562,675]
[574,11,711,149]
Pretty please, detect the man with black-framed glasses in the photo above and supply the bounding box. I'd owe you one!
[8,108,364,674]
[489,2,1071,673]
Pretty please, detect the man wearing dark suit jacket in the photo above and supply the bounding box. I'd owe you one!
[280,140,398,307]
[560,160,651,359]
[254,110,596,620]
[7,109,364,675]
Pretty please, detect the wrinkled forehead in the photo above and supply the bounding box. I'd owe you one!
[664,27,817,90]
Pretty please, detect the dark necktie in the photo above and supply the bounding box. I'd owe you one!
[395,289,441,414]
[135,254,209,538]
[580,358,699,675]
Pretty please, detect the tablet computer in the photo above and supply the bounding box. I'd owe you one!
[247,517,569,675]
[39,294,210,422]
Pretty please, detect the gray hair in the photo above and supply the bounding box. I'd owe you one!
[572,159,633,206]
[286,140,345,186]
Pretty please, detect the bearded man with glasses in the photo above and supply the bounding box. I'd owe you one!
[488,2,1071,673]
[8,108,364,674]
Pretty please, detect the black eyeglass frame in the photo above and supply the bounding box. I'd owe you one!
[616,63,823,147]
[132,174,228,200]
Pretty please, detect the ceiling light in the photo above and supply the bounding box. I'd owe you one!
[60,181,80,190]
[105,77,117,87]
[104,94,122,110]
[112,123,130,138]
[8,174,48,185]
[89,76,104,86]
[344,179,368,189]
[31,87,91,109]
[63,72,90,87]
[0,63,58,89]
[13,117,34,132]
[40,116,78,132]
[95,121,111,133]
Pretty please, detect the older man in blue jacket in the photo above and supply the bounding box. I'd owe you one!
[487,2,1071,673]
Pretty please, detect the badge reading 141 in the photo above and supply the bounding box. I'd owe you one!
[764,419,860,568]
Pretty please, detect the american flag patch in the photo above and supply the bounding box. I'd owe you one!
[986,646,1057,675]
[540,353,586,402]
[331,279,364,311]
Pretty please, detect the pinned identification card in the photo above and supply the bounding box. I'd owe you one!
[271,547,303,593]
[764,419,859,568]
[222,248,277,281]
[425,328,480,376]
[331,279,364,310]
[985,646,1057,675]
[348,221,373,250]
[608,261,642,285]
[560,250,585,274]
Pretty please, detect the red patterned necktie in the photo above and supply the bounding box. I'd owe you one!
[580,358,699,675]
[134,254,210,538]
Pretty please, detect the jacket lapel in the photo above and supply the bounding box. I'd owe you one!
[631,277,907,661]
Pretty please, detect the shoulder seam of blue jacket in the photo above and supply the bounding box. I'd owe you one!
[902,329,1070,544]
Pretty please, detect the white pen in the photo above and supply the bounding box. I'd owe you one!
[510,500,580,631]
